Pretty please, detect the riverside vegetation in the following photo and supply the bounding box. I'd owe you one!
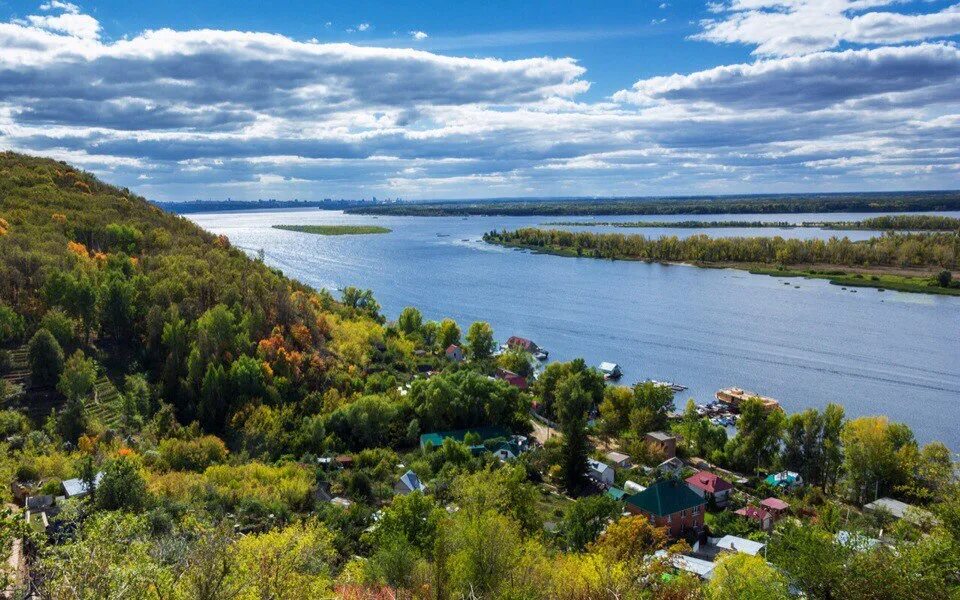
[0,152,959,599]
[542,214,960,231]
[272,224,392,235]
[484,228,960,296]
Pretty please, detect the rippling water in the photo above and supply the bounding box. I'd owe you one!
[188,209,960,448]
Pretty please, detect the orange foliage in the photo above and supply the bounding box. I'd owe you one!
[73,180,91,193]
[93,251,108,263]
[51,213,67,225]
[290,323,312,349]
[213,234,230,248]
[117,447,134,457]
[67,241,89,258]
[77,434,99,454]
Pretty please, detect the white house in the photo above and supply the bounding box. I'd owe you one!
[714,535,765,556]
[395,470,427,495]
[587,458,615,486]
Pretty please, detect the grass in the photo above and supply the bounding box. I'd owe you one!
[272,224,391,236]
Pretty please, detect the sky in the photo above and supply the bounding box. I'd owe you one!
[0,0,959,201]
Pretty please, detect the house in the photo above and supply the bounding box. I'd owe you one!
[760,497,789,518]
[606,487,627,501]
[335,455,355,469]
[606,451,632,468]
[657,457,685,478]
[61,472,103,499]
[765,471,802,489]
[734,505,774,531]
[395,470,427,495]
[624,480,647,494]
[587,458,615,486]
[715,535,765,556]
[645,431,677,459]
[598,362,622,379]
[864,497,935,524]
[419,426,511,451]
[656,550,716,580]
[625,479,705,538]
[314,481,333,503]
[491,440,522,461]
[495,368,528,390]
[506,336,542,354]
[685,471,734,507]
[445,344,464,362]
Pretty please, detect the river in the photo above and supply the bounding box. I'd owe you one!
[188,209,960,448]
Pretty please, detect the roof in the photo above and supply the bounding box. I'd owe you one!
[715,535,765,556]
[606,451,630,464]
[835,530,881,552]
[491,440,521,457]
[646,431,676,442]
[587,458,612,475]
[658,457,684,470]
[606,487,627,501]
[398,470,427,493]
[419,426,511,448]
[760,497,789,511]
[61,472,103,497]
[765,471,800,486]
[445,344,461,354]
[656,551,715,580]
[685,471,733,494]
[507,336,538,351]
[863,497,913,519]
[599,362,620,372]
[735,506,771,522]
[626,479,705,517]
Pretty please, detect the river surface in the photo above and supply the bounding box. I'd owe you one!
[188,209,960,448]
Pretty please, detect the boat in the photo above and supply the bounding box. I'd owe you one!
[504,336,548,360]
[646,379,688,392]
[715,387,781,412]
[599,362,623,380]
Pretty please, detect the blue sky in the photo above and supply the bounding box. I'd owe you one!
[0,0,958,200]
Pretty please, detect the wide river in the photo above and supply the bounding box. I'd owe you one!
[189,209,960,448]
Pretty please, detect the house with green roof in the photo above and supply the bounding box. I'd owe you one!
[625,479,705,538]
[418,426,511,450]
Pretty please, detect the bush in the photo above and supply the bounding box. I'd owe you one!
[40,309,77,348]
[96,455,150,512]
[158,435,228,472]
[0,304,25,344]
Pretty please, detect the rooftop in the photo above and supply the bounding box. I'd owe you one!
[685,471,733,494]
[626,479,705,517]
[715,535,765,556]
[646,431,675,442]
[419,426,511,449]
[760,497,789,511]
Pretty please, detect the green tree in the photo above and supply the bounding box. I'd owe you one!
[769,520,850,600]
[465,321,494,359]
[842,416,913,503]
[555,374,591,494]
[0,303,25,344]
[28,328,64,385]
[453,465,541,533]
[396,306,423,337]
[725,397,785,474]
[96,455,149,512]
[706,552,790,600]
[632,380,675,431]
[57,395,88,444]
[370,491,444,553]
[57,350,96,400]
[99,273,137,341]
[39,308,76,348]
[497,347,533,377]
[447,510,523,599]
[199,363,229,433]
[558,494,619,551]
[437,318,461,350]
[342,287,383,323]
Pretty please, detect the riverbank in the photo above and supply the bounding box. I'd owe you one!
[487,237,960,296]
[542,214,960,232]
[272,224,391,235]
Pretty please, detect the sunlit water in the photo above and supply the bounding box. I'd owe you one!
[188,209,960,448]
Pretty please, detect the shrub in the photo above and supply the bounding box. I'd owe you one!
[158,435,228,472]
[28,328,64,385]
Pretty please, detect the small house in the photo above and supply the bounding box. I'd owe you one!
[765,471,802,489]
[587,458,615,486]
[335,455,355,469]
[606,487,627,501]
[395,470,427,495]
[734,505,774,531]
[606,451,632,468]
[61,472,103,499]
[715,535,765,556]
[495,368,528,390]
[599,362,622,379]
[331,497,353,508]
[506,336,541,353]
[657,457,685,478]
[760,497,789,518]
[625,479,705,538]
[645,431,677,459]
[491,440,522,461]
[863,497,935,524]
[658,551,716,580]
[445,344,464,362]
[685,471,734,507]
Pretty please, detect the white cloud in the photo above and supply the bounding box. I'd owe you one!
[410,30,429,40]
[696,0,960,56]
[357,22,370,32]
[39,1,79,13]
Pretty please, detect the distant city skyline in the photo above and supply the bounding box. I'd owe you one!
[1,0,959,201]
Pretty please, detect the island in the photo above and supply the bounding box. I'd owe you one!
[483,227,960,296]
[541,215,960,232]
[272,224,391,235]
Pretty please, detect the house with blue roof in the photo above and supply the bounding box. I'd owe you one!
[61,472,103,499]
[395,470,427,495]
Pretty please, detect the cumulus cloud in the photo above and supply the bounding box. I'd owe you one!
[696,0,960,56]
[0,2,957,199]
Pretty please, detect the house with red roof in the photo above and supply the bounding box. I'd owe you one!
[685,470,734,507]
[495,368,528,390]
[445,344,464,362]
[735,505,774,531]
[760,497,790,518]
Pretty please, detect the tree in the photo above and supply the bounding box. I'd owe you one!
[370,491,444,553]
[706,552,789,600]
[558,494,619,551]
[99,273,137,341]
[447,510,523,599]
[725,397,785,474]
[769,520,850,600]
[57,395,88,444]
[675,400,727,460]
[842,416,913,503]
[199,363,229,433]
[0,303,25,344]
[590,514,670,563]
[342,287,383,323]
[96,455,149,512]
[534,359,605,419]
[465,321,494,359]
[396,306,423,337]
[599,385,634,434]
[231,520,334,599]
[937,269,952,287]
[632,381,675,431]
[57,350,96,401]
[555,374,591,494]
[437,318,461,350]
[39,308,76,348]
[28,328,64,385]
[453,465,541,533]
[497,347,533,377]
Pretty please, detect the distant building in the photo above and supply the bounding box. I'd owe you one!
[587,458,615,485]
[606,487,627,501]
[685,471,734,507]
[624,480,647,495]
[645,431,677,459]
[625,479,705,538]
[714,535,765,556]
[445,344,464,362]
[734,505,774,531]
[864,497,935,524]
[760,497,790,518]
[764,471,802,490]
[598,362,622,379]
[506,336,541,354]
[716,387,781,412]
[495,368,528,390]
[605,451,632,468]
[61,472,103,499]
[657,457,685,478]
[395,470,427,495]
